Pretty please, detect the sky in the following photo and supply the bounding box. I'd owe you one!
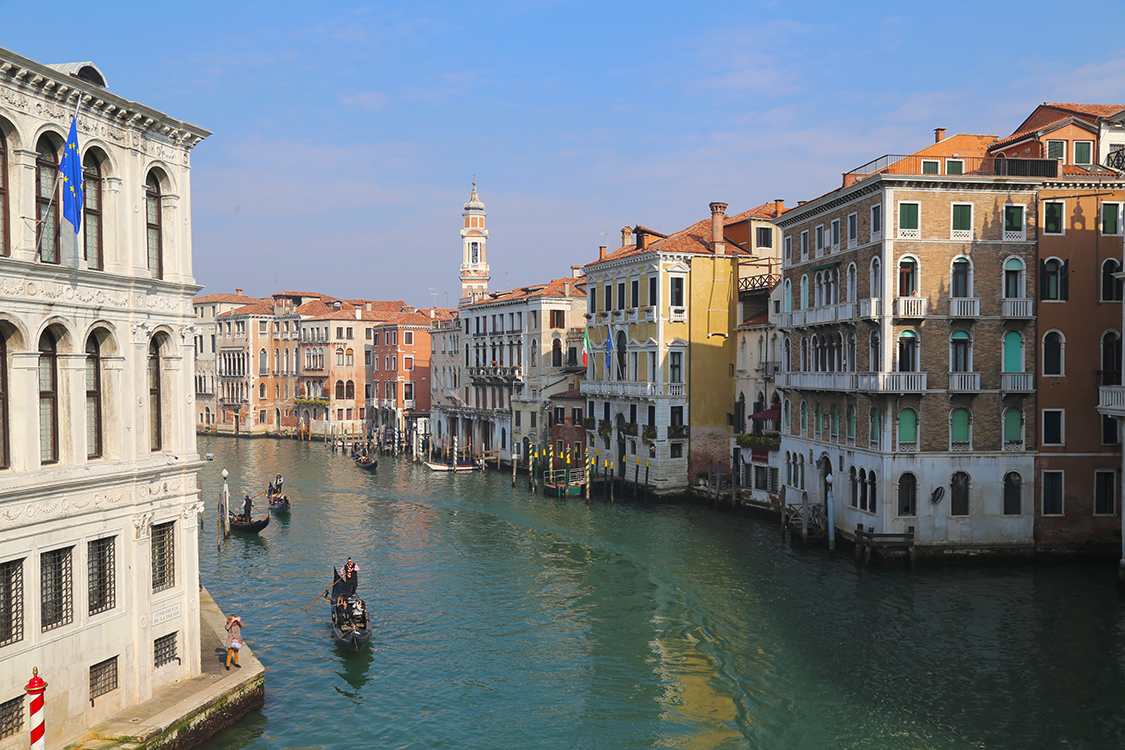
[7,1,1125,308]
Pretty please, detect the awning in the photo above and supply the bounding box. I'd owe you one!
[750,404,781,421]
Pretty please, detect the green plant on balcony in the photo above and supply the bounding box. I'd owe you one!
[597,419,612,441]
[668,424,689,439]
[735,432,780,450]
[583,416,596,430]
[641,425,657,444]
[622,421,639,437]
[294,396,327,406]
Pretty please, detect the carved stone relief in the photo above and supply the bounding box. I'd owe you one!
[134,511,154,539]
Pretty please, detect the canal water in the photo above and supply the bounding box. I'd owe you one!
[195,436,1125,749]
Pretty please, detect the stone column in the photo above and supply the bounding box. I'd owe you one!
[9,352,40,472]
[58,352,88,463]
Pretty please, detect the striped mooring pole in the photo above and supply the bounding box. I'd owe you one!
[26,667,47,750]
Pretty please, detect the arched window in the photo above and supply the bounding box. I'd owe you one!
[784,279,792,312]
[784,399,791,428]
[39,329,59,463]
[531,340,538,367]
[1042,258,1066,301]
[335,380,344,400]
[800,401,808,433]
[898,472,917,516]
[1102,259,1123,302]
[950,330,971,372]
[346,348,354,367]
[1004,257,1025,299]
[951,408,971,450]
[951,471,970,516]
[859,468,868,510]
[1003,331,1023,374]
[0,127,8,257]
[871,331,881,371]
[814,402,822,435]
[259,382,266,400]
[951,257,971,298]
[1102,331,1122,385]
[1003,472,1022,515]
[897,331,917,372]
[1003,408,1023,449]
[800,275,809,309]
[847,405,856,441]
[86,334,102,459]
[148,338,162,451]
[870,257,882,298]
[870,407,881,448]
[898,256,917,296]
[615,332,625,376]
[36,136,60,264]
[831,404,839,438]
[259,349,268,374]
[145,172,163,279]
[1044,331,1064,376]
[898,408,917,448]
[0,329,7,467]
[846,263,857,302]
[849,467,858,507]
[346,380,355,399]
[868,470,877,509]
[83,151,103,270]
[336,348,344,367]
[274,348,280,372]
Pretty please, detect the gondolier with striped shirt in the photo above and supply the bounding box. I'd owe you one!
[342,557,359,595]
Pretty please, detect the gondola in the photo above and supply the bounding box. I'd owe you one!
[267,492,290,513]
[424,460,481,472]
[353,455,378,472]
[329,568,371,651]
[229,515,270,534]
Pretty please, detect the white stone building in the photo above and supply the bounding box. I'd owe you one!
[191,289,260,432]
[0,48,209,748]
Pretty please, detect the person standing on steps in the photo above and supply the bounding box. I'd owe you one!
[225,614,244,669]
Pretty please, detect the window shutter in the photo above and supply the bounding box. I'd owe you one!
[1060,260,1069,300]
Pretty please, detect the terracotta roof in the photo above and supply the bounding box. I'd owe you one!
[727,201,786,222]
[589,214,753,269]
[738,311,770,327]
[217,301,274,317]
[1060,163,1118,176]
[1044,102,1125,119]
[466,276,586,307]
[549,389,584,400]
[372,311,439,327]
[633,225,667,238]
[988,116,1089,150]
[275,290,327,299]
[194,292,262,305]
[913,134,995,158]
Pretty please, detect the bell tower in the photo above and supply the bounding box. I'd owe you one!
[459,182,490,304]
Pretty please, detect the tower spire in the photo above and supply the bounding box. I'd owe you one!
[459,182,490,305]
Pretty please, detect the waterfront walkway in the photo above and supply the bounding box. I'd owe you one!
[75,588,263,750]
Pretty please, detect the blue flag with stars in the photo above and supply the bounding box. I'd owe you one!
[605,335,613,372]
[59,117,83,234]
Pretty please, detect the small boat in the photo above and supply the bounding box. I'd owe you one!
[354,455,378,472]
[329,568,371,651]
[229,515,270,534]
[424,460,481,472]
[268,492,290,513]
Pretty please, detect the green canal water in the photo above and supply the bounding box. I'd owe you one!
[195,436,1125,749]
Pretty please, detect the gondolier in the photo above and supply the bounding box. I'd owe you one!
[342,557,359,595]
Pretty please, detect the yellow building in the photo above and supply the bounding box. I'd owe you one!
[581,202,781,494]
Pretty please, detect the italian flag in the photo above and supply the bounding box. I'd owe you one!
[583,329,592,367]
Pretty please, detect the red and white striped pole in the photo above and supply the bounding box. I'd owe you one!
[25,667,47,750]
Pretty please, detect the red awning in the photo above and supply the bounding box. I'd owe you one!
[750,404,781,421]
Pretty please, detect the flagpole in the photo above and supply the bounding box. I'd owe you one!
[33,94,82,261]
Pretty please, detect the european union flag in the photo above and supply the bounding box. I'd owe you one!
[605,335,613,372]
[58,117,83,234]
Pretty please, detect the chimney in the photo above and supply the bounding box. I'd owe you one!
[365,302,371,311]
[333,300,342,311]
[774,199,784,216]
[710,201,728,254]
[564,282,571,296]
[599,245,607,260]
[355,308,361,320]
[235,288,243,296]
[430,307,435,319]
[571,264,582,278]
[621,226,632,247]
[935,127,946,143]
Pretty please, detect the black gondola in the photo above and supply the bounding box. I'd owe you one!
[267,491,290,513]
[354,455,378,472]
[229,515,270,534]
[329,568,371,651]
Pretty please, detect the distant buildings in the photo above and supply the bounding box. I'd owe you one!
[0,47,210,747]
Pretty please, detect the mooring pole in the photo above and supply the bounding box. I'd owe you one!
[25,667,47,750]
[644,460,650,502]
[634,457,639,499]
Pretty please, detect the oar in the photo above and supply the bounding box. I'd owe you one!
[303,575,344,611]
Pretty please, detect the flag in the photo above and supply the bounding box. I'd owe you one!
[583,329,592,367]
[605,334,613,372]
[59,117,83,234]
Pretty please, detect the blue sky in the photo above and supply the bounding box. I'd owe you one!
[7,1,1125,307]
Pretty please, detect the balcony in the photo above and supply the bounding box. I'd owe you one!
[859,298,881,319]
[791,310,807,326]
[668,424,689,439]
[775,371,858,391]
[581,380,662,398]
[1002,372,1034,392]
[776,311,793,328]
[948,372,981,392]
[641,307,656,323]
[668,384,685,396]
[806,305,838,325]
[761,360,781,378]
[948,297,980,317]
[1098,385,1125,418]
[844,153,1059,182]
[670,306,687,323]
[468,365,523,382]
[1003,230,1027,242]
[857,372,927,392]
[836,301,857,321]
[403,399,416,410]
[1004,440,1025,452]
[1002,298,1033,318]
[893,296,927,318]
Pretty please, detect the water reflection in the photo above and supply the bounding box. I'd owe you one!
[333,641,375,699]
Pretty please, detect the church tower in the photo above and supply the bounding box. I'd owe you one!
[459,182,491,304]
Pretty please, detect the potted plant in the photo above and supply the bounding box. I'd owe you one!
[642,425,657,444]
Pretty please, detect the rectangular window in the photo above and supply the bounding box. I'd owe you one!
[554,406,565,425]
[1103,203,1121,235]
[670,278,684,307]
[1004,205,1025,236]
[90,656,118,703]
[404,331,413,345]
[617,283,626,311]
[373,333,380,346]
[1047,140,1065,160]
[550,310,565,328]
[830,219,840,249]
[630,279,639,308]
[921,159,939,174]
[670,443,683,458]
[588,286,597,313]
[87,536,115,616]
[404,356,414,371]
[800,231,809,259]
[815,225,824,253]
[898,202,919,237]
[783,236,792,264]
[1074,141,1093,165]
[151,521,175,593]
[41,547,73,632]
[0,558,24,647]
[515,410,521,428]
[945,159,964,175]
[951,204,972,235]
[1095,470,1116,515]
[1043,470,1064,515]
[871,204,882,236]
[572,407,583,425]
[1044,202,1064,234]
[669,352,683,383]
[604,285,612,311]
[530,412,537,429]
[155,632,178,668]
[0,695,23,739]
[950,473,970,516]
[756,226,772,248]
[1043,409,1064,445]
[258,321,267,334]
[847,213,857,246]
[648,276,657,307]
